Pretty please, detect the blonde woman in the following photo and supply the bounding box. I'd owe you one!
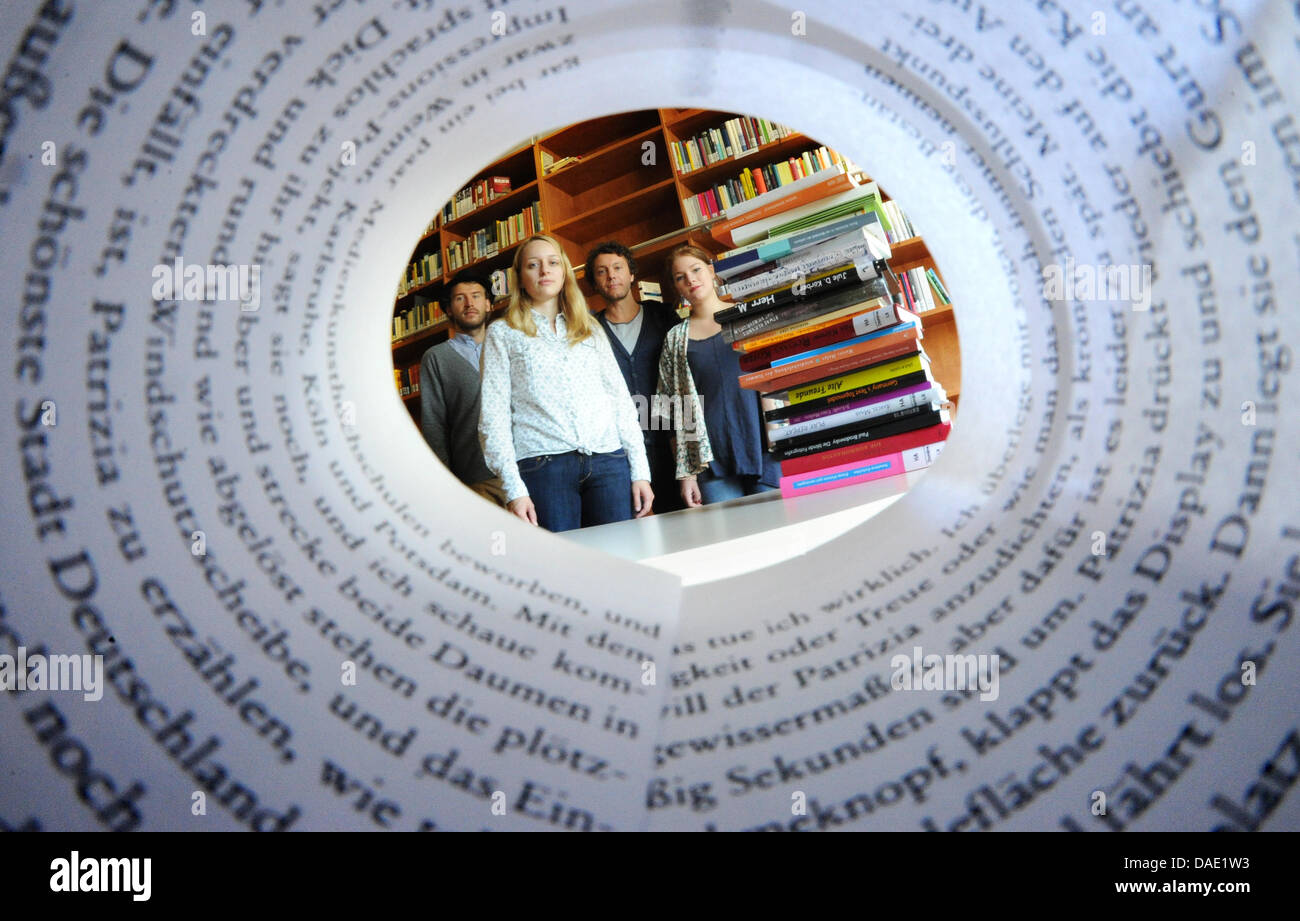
[479,234,654,532]
[656,243,781,507]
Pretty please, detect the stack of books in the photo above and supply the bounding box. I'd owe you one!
[711,174,951,498]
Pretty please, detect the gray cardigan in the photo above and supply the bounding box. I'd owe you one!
[419,339,495,486]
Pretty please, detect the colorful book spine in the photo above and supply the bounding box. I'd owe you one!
[709,173,861,247]
[779,422,951,476]
[781,353,929,406]
[730,303,884,351]
[779,440,946,498]
[720,230,889,300]
[772,405,947,461]
[926,267,951,304]
[714,212,881,280]
[717,263,877,324]
[765,369,932,423]
[739,312,919,371]
[771,317,919,368]
[744,332,923,392]
[723,289,894,345]
[769,384,945,442]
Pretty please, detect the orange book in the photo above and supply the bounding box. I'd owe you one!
[740,332,923,392]
[708,170,855,246]
[733,302,888,353]
[743,325,925,390]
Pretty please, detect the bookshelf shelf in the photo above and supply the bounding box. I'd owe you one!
[671,132,812,190]
[551,178,679,238]
[391,317,450,352]
[441,181,540,236]
[541,109,662,160]
[446,236,530,278]
[396,276,442,304]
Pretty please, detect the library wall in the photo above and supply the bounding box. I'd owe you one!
[0,0,1296,834]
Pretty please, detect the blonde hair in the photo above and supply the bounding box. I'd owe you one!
[505,234,597,345]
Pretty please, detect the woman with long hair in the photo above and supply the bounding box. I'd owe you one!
[479,234,654,532]
[655,243,781,507]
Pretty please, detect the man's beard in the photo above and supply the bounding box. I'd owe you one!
[453,315,486,333]
[600,283,630,303]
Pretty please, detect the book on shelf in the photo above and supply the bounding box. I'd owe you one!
[926,267,951,305]
[880,199,916,243]
[541,150,582,175]
[771,404,948,462]
[669,115,794,174]
[779,439,946,498]
[738,327,923,392]
[898,266,940,313]
[399,251,443,296]
[778,422,951,476]
[636,280,662,302]
[392,298,445,342]
[681,154,852,224]
[442,176,513,221]
[445,202,542,271]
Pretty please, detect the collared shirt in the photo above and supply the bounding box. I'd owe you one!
[479,309,652,502]
[446,331,484,373]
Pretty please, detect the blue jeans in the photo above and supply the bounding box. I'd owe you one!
[697,470,778,505]
[517,450,633,532]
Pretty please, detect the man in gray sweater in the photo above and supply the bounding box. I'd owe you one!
[419,271,506,506]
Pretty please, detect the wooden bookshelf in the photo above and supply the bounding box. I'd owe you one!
[392,108,961,419]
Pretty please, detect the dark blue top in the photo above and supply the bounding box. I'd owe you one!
[598,301,682,510]
[597,301,676,404]
[687,331,780,485]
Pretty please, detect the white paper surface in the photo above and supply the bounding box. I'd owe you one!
[0,0,1296,832]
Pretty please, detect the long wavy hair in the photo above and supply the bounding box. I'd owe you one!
[504,234,596,345]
